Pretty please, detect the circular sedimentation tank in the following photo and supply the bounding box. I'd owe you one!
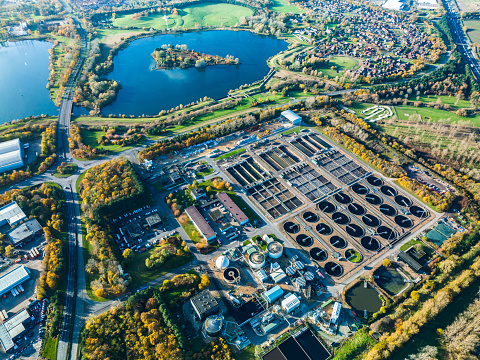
[367,175,383,187]
[395,215,413,228]
[361,236,381,251]
[316,223,333,236]
[395,195,412,207]
[332,212,350,225]
[310,247,328,261]
[345,224,365,238]
[324,262,343,277]
[296,234,314,247]
[345,249,363,263]
[365,194,382,205]
[334,192,352,204]
[267,241,283,258]
[330,235,347,249]
[223,267,240,283]
[203,314,224,338]
[284,221,300,234]
[317,201,336,213]
[410,205,429,219]
[348,203,366,216]
[380,185,397,197]
[379,204,397,217]
[352,183,369,195]
[303,211,319,223]
[249,251,265,269]
[362,214,380,227]
[377,226,396,241]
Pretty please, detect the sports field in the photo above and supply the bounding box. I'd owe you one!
[112,3,253,30]
[270,0,304,13]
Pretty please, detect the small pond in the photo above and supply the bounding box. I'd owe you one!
[375,268,408,296]
[345,281,382,317]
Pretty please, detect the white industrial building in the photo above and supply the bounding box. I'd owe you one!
[7,218,43,247]
[281,293,300,313]
[0,139,24,173]
[0,309,31,352]
[382,0,407,10]
[0,266,30,298]
[281,110,302,125]
[0,202,26,228]
[417,0,437,8]
[330,302,342,325]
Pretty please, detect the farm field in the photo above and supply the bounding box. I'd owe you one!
[112,3,253,30]
[464,19,480,46]
[270,0,304,13]
[456,0,480,12]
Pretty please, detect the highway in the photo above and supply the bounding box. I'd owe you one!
[442,0,480,81]
[55,15,88,360]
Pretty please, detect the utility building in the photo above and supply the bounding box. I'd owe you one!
[7,218,43,247]
[281,110,302,126]
[217,192,249,225]
[0,202,26,228]
[191,290,220,321]
[0,139,24,174]
[185,206,216,243]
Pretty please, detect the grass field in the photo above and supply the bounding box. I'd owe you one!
[43,336,59,360]
[81,129,145,153]
[281,125,310,135]
[215,148,246,160]
[112,3,253,30]
[457,0,480,12]
[464,19,480,45]
[123,244,193,287]
[407,95,471,109]
[347,102,480,126]
[320,56,359,78]
[270,0,304,13]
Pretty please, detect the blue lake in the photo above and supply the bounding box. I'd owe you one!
[100,30,288,116]
[0,40,59,122]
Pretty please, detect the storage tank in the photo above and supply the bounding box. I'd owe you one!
[223,267,241,284]
[215,255,230,269]
[267,241,283,259]
[248,251,266,269]
[202,314,224,338]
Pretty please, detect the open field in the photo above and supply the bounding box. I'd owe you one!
[457,0,480,12]
[270,0,304,13]
[112,3,253,30]
[347,102,480,126]
[81,129,145,153]
[96,29,147,46]
[407,95,471,109]
[464,19,480,45]
[215,148,246,160]
[320,56,359,78]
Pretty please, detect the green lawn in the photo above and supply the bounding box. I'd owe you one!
[215,148,246,160]
[81,129,145,153]
[464,19,480,44]
[320,56,359,78]
[196,167,213,178]
[333,328,375,360]
[400,239,423,252]
[112,3,253,30]
[408,95,471,109]
[53,163,78,178]
[237,344,257,360]
[43,336,59,360]
[269,0,304,13]
[181,219,204,243]
[281,125,310,135]
[123,245,193,288]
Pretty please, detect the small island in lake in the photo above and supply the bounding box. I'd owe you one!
[151,44,239,70]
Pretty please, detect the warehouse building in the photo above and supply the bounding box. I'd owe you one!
[185,206,216,243]
[0,266,30,298]
[0,202,26,228]
[281,293,300,313]
[263,285,284,303]
[191,290,220,321]
[217,193,249,225]
[0,308,31,352]
[7,218,43,247]
[0,139,24,174]
[145,214,162,229]
[281,110,302,126]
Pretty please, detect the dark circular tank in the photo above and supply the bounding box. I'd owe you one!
[362,214,380,227]
[310,247,328,261]
[330,235,347,249]
[284,221,300,234]
[316,223,333,236]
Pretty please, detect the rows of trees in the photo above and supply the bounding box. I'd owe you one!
[80,160,145,297]
[144,236,190,270]
[80,274,230,360]
[37,123,57,173]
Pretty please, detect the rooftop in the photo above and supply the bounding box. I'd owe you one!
[281,110,302,122]
[0,266,30,296]
[185,206,216,240]
[191,290,219,315]
[217,193,248,224]
[263,285,284,303]
[0,139,23,173]
[7,218,42,245]
[145,213,162,227]
[0,202,26,227]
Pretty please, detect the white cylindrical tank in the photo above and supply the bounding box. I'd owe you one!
[248,251,265,269]
[215,255,230,269]
[267,241,283,259]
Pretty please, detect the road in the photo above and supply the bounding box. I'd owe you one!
[442,0,480,80]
